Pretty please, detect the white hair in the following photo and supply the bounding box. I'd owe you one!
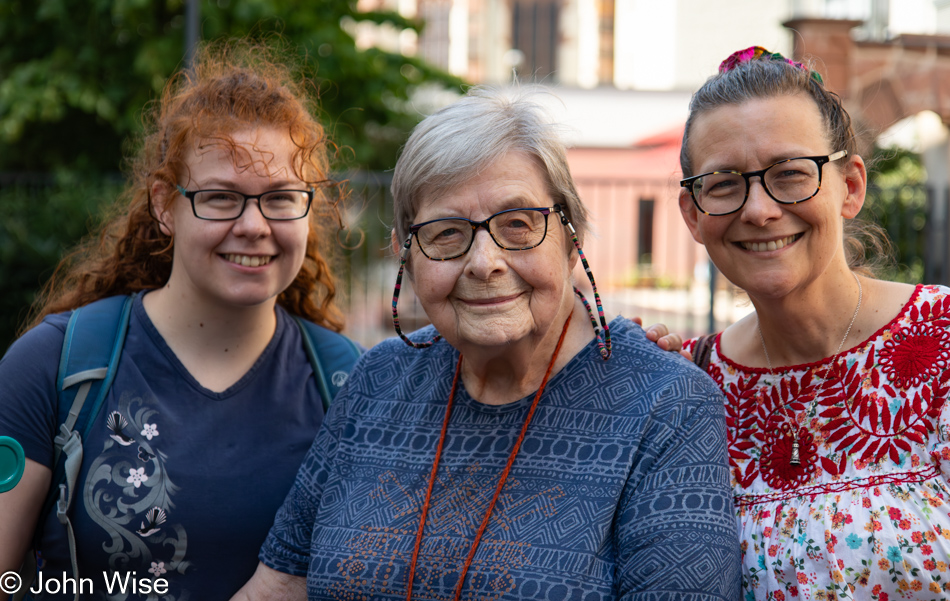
[391,86,590,244]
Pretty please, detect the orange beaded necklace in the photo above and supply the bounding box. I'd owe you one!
[405,313,574,601]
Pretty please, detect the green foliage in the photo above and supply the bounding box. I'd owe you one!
[0,0,464,172]
[0,174,122,350]
[0,0,464,348]
[861,146,928,283]
[194,1,465,170]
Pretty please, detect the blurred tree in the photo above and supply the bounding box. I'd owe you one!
[0,0,464,172]
[0,0,464,350]
[0,173,121,350]
[862,146,928,283]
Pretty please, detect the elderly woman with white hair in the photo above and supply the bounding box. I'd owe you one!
[233,87,740,600]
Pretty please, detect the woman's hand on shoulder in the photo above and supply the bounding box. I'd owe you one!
[230,563,307,601]
[632,317,690,360]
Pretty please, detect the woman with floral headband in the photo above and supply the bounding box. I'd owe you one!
[232,86,740,600]
[679,46,950,599]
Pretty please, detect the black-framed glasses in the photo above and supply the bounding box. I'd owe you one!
[176,185,314,221]
[391,204,613,360]
[409,207,554,261]
[680,150,848,216]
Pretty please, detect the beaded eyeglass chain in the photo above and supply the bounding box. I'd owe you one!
[391,204,612,360]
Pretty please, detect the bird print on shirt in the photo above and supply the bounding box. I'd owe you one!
[106,411,135,446]
[137,506,167,537]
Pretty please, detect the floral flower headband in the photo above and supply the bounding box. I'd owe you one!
[719,46,824,84]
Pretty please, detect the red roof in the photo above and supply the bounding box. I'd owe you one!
[566,124,685,181]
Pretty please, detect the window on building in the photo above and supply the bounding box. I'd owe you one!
[511,0,560,81]
[637,198,654,265]
[418,0,451,70]
[598,0,615,84]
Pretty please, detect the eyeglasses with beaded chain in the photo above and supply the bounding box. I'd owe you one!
[391,203,612,360]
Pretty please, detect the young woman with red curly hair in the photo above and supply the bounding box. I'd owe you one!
[0,42,357,600]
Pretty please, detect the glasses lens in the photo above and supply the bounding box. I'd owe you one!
[692,173,745,215]
[414,209,549,259]
[416,219,472,259]
[488,209,548,249]
[764,158,820,203]
[192,191,244,219]
[260,191,311,219]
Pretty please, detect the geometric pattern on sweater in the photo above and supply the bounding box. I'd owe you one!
[687,284,950,600]
[261,317,741,600]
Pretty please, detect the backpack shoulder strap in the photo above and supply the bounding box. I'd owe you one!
[54,295,134,452]
[293,317,362,411]
[692,333,717,372]
[33,295,133,583]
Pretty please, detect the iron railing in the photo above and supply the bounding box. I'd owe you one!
[2,173,946,349]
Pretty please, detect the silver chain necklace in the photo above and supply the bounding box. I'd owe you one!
[757,271,863,466]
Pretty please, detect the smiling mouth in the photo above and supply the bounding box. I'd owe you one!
[461,293,522,306]
[224,253,273,267]
[739,234,802,253]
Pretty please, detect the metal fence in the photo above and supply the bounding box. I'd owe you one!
[334,176,950,343]
[330,171,400,346]
[862,182,948,285]
[2,173,948,349]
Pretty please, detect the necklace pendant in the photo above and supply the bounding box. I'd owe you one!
[789,438,801,466]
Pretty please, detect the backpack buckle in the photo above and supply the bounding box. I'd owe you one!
[56,484,69,524]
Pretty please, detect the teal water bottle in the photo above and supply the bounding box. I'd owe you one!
[0,436,25,493]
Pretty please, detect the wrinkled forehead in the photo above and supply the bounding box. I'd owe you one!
[407,153,554,221]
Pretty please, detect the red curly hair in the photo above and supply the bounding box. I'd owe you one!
[26,41,345,332]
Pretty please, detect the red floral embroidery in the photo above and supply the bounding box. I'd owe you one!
[759,425,817,490]
[723,371,761,487]
[818,347,949,471]
[720,288,950,601]
[879,322,950,389]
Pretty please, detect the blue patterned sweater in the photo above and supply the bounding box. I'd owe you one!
[261,317,741,600]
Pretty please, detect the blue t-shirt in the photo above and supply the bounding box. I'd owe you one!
[0,294,336,600]
[261,317,741,600]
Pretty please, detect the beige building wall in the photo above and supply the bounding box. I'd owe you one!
[353,0,947,296]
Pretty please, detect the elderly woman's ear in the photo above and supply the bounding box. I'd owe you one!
[553,205,581,267]
[391,229,401,257]
[391,228,417,285]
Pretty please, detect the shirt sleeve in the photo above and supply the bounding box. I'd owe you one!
[0,316,68,467]
[933,373,950,483]
[614,368,741,600]
[258,379,350,576]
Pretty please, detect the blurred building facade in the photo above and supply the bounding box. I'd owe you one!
[349,0,950,338]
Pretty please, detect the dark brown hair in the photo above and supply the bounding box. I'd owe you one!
[680,56,892,275]
[24,40,345,333]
